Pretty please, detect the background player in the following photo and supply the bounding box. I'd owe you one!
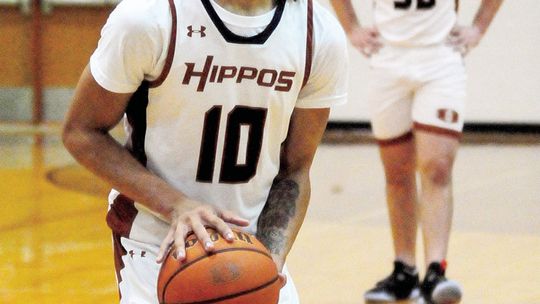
[330,0,503,303]
[62,0,348,302]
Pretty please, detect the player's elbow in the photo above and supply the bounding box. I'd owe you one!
[62,122,78,154]
[279,154,312,178]
[62,121,89,159]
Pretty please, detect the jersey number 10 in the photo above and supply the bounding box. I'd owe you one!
[196,106,267,184]
[394,0,435,9]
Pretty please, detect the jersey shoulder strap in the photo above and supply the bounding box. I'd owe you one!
[149,0,178,88]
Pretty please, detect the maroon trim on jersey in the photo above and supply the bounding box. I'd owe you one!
[301,0,314,89]
[149,0,178,88]
[377,131,414,147]
[112,232,127,300]
[107,81,146,236]
[125,82,150,166]
[201,0,286,45]
[413,122,462,140]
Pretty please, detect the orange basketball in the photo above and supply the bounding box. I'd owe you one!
[157,228,281,304]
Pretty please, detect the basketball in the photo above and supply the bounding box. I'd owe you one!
[157,228,281,304]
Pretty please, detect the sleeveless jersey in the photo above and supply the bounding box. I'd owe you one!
[373,0,458,47]
[90,0,348,244]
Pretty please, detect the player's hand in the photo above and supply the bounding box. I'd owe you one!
[156,203,249,263]
[447,25,483,56]
[347,26,383,57]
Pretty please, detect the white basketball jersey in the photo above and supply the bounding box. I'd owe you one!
[91,0,348,245]
[373,0,457,46]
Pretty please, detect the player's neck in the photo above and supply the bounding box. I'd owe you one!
[214,0,277,16]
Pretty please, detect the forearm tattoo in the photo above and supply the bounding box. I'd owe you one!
[257,178,300,255]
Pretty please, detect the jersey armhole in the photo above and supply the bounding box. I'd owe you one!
[301,0,313,89]
[149,0,178,88]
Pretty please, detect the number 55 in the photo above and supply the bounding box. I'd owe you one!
[394,0,435,10]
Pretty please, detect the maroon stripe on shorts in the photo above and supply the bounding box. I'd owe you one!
[106,194,138,237]
[112,232,127,300]
[107,195,138,300]
[413,122,462,140]
[301,0,314,88]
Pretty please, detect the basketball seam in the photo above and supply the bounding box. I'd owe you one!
[161,247,274,303]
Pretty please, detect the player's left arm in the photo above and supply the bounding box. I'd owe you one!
[256,107,330,272]
[448,0,504,55]
[255,5,348,274]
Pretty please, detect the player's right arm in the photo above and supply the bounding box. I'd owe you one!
[63,67,248,261]
[330,0,382,57]
[62,0,248,263]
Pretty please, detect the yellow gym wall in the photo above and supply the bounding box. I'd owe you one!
[41,7,111,86]
[0,8,31,87]
[1,6,111,87]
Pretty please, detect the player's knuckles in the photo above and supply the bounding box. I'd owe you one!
[205,216,222,226]
[220,210,234,220]
[198,209,213,219]
[174,224,188,238]
[215,221,230,233]
[181,216,196,227]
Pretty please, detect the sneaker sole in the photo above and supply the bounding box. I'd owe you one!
[432,280,462,304]
[365,288,420,303]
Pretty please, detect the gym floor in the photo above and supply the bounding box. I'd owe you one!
[1,126,539,303]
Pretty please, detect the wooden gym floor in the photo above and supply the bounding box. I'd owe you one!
[1,127,539,303]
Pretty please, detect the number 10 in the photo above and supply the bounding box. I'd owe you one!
[196,105,267,184]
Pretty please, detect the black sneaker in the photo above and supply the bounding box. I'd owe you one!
[364,261,420,303]
[420,261,462,304]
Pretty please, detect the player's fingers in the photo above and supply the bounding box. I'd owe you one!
[360,48,371,57]
[192,221,214,252]
[157,228,175,263]
[450,25,463,35]
[364,35,378,45]
[449,37,466,50]
[201,211,235,241]
[371,39,383,49]
[446,35,459,45]
[212,217,234,242]
[447,29,464,42]
[367,38,383,52]
[449,29,460,37]
[461,44,471,56]
[370,46,382,56]
[220,210,250,227]
[172,224,189,260]
[369,29,381,39]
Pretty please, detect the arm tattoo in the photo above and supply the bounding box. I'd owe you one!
[256,177,300,255]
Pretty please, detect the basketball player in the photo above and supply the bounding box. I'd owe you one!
[62,0,348,302]
[330,0,502,303]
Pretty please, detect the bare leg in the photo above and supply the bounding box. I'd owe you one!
[378,132,418,267]
[415,129,460,265]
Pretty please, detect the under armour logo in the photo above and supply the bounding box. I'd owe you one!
[187,25,206,37]
[437,108,459,123]
[128,250,147,258]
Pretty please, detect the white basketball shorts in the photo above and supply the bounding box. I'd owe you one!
[112,234,300,304]
[367,44,467,142]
